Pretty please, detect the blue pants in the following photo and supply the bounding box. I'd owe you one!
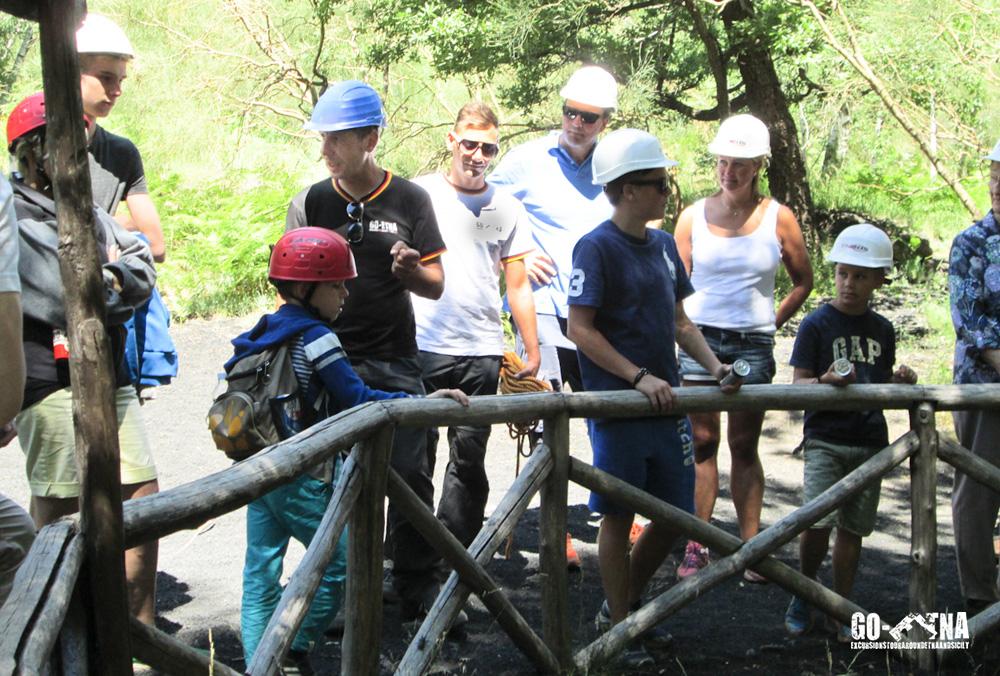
[241,471,347,663]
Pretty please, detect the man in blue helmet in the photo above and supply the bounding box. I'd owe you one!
[286,80,448,622]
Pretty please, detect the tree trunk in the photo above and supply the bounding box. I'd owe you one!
[722,0,815,235]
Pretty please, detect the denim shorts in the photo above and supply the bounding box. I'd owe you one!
[677,325,776,384]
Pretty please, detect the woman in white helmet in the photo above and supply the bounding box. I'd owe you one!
[674,114,813,582]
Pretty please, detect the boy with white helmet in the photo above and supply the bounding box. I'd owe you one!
[566,128,739,666]
[784,223,917,641]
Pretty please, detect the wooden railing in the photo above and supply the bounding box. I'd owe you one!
[2,384,1000,674]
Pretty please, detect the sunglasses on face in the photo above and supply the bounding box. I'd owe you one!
[454,136,500,158]
[562,105,603,125]
[627,178,670,195]
[346,201,365,245]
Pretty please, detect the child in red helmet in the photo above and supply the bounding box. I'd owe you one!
[233,227,466,673]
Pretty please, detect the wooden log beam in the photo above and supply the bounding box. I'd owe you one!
[129,616,242,676]
[37,1,132,672]
[396,442,553,675]
[343,429,393,676]
[376,385,1000,431]
[385,468,559,674]
[539,414,570,669]
[58,584,89,676]
[937,439,1000,494]
[122,387,1000,551]
[18,533,85,674]
[248,453,361,676]
[0,520,76,675]
[570,430,918,669]
[908,403,938,673]
[123,402,387,547]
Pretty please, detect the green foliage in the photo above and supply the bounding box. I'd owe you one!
[153,172,297,318]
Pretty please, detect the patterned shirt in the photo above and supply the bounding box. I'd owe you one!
[949,210,1000,384]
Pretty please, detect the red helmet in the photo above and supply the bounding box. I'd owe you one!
[7,91,46,150]
[269,227,357,282]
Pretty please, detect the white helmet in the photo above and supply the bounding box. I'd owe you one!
[592,128,677,185]
[76,14,134,59]
[708,114,770,158]
[985,139,1000,162]
[560,66,618,110]
[827,223,893,273]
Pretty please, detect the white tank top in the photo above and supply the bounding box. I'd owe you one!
[685,197,782,334]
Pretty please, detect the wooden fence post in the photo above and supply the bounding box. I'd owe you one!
[37,2,132,673]
[909,402,937,673]
[540,414,570,670]
[343,428,393,675]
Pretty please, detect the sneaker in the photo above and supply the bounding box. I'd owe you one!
[784,596,813,637]
[676,541,709,579]
[628,521,646,546]
[566,533,581,571]
[595,600,673,651]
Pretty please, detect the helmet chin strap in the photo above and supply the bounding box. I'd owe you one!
[296,282,334,324]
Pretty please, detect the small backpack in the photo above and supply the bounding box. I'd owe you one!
[207,342,315,461]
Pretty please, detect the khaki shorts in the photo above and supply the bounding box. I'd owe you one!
[17,387,157,498]
[802,438,882,537]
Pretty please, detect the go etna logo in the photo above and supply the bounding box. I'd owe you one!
[850,612,970,650]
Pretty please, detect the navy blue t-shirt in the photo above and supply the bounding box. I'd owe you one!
[790,303,896,447]
[568,220,694,392]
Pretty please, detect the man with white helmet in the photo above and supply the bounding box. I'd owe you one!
[567,128,739,666]
[76,13,164,262]
[286,80,448,622]
[948,139,1000,617]
[490,65,617,566]
[77,14,177,399]
[490,65,617,395]
[784,223,916,640]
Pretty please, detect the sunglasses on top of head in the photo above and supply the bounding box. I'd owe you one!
[345,201,365,245]
[562,105,603,125]
[454,136,500,158]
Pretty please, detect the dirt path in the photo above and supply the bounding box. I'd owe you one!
[0,315,989,675]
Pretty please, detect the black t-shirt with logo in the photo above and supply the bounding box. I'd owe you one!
[285,172,445,360]
[88,125,148,216]
[789,303,896,447]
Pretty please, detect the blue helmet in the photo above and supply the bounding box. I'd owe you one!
[305,80,387,132]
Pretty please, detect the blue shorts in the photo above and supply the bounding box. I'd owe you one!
[587,417,695,515]
[678,325,776,384]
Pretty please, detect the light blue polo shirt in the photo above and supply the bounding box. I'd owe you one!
[490,131,612,319]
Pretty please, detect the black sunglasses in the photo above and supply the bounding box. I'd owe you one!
[346,201,365,245]
[627,178,670,195]
[455,137,500,158]
[562,105,603,125]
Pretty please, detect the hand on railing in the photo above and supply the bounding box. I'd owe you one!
[714,363,744,394]
[635,373,677,413]
[427,388,471,406]
[892,364,919,385]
